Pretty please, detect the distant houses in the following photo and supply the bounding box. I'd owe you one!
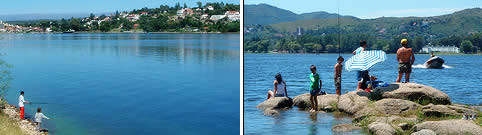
[420,46,460,53]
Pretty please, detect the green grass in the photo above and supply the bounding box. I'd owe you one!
[0,112,27,135]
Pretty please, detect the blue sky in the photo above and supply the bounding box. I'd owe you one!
[0,0,239,15]
[245,0,481,19]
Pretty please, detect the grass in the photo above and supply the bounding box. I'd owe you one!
[0,111,27,135]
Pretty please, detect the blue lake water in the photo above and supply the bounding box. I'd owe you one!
[0,33,240,135]
[244,53,482,134]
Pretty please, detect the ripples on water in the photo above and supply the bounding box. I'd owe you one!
[0,33,240,135]
[244,53,482,134]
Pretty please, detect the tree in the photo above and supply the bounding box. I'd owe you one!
[0,59,12,105]
[197,1,202,8]
[89,13,95,20]
[99,21,111,32]
[460,40,473,53]
[313,44,322,53]
[184,3,188,8]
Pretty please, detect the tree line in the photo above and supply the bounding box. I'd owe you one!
[244,25,481,54]
[15,2,240,33]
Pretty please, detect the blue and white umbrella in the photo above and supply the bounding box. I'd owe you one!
[345,50,387,71]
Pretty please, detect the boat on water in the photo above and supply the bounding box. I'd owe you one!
[424,56,444,69]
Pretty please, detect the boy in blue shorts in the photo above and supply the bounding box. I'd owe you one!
[309,65,322,112]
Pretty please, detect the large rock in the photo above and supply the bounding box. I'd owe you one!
[373,99,421,115]
[368,122,396,135]
[256,97,293,116]
[338,91,371,114]
[373,115,419,124]
[421,103,477,117]
[332,123,362,132]
[256,97,293,111]
[413,119,482,135]
[373,83,451,105]
[411,129,436,135]
[354,99,421,120]
[293,93,339,111]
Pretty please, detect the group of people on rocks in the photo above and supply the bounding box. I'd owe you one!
[18,91,50,132]
[266,39,415,112]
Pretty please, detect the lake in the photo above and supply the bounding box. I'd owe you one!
[0,33,240,135]
[244,53,482,134]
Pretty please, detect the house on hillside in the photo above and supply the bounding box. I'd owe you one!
[201,14,209,19]
[205,6,214,11]
[127,14,140,22]
[210,15,226,21]
[140,12,148,16]
[224,11,240,21]
[177,8,194,16]
[420,46,460,53]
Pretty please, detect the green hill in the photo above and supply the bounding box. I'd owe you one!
[244,3,351,25]
[269,8,482,38]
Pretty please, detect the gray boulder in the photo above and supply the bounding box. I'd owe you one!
[332,123,362,132]
[256,97,293,111]
[411,129,436,135]
[293,93,339,111]
[338,91,370,114]
[421,103,478,117]
[256,97,293,116]
[374,83,451,105]
[413,119,482,135]
[368,122,396,135]
[354,99,421,120]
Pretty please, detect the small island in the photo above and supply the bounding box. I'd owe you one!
[257,83,482,135]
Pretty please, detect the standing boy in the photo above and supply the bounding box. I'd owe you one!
[309,65,322,112]
[19,91,29,120]
[334,56,344,95]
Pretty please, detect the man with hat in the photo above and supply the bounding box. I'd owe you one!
[396,39,415,83]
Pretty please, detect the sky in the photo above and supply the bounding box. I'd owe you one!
[0,0,239,15]
[245,0,481,19]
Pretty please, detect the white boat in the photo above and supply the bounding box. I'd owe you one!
[423,56,444,69]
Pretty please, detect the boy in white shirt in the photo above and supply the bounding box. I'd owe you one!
[18,91,29,120]
[35,108,50,131]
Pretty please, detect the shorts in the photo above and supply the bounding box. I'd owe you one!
[334,77,341,90]
[310,88,320,96]
[399,63,412,73]
[275,93,285,97]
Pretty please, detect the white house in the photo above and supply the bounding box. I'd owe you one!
[210,15,226,21]
[201,14,209,19]
[420,46,460,53]
[205,6,214,11]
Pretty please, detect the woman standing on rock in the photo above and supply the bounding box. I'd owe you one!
[266,73,288,99]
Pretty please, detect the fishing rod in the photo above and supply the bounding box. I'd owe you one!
[337,0,341,56]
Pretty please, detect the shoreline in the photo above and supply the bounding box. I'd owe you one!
[243,52,482,55]
[1,103,47,135]
[0,31,240,34]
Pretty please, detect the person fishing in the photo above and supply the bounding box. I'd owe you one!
[35,107,50,132]
[266,73,288,99]
[18,91,30,120]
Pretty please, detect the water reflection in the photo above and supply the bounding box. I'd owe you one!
[309,112,318,135]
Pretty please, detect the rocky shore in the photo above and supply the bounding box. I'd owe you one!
[0,103,47,135]
[257,83,482,135]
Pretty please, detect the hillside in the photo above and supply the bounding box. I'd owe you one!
[268,8,482,37]
[244,3,351,25]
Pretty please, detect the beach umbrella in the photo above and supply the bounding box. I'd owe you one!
[345,50,386,71]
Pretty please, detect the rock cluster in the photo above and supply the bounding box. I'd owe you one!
[256,83,482,135]
[1,104,47,135]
